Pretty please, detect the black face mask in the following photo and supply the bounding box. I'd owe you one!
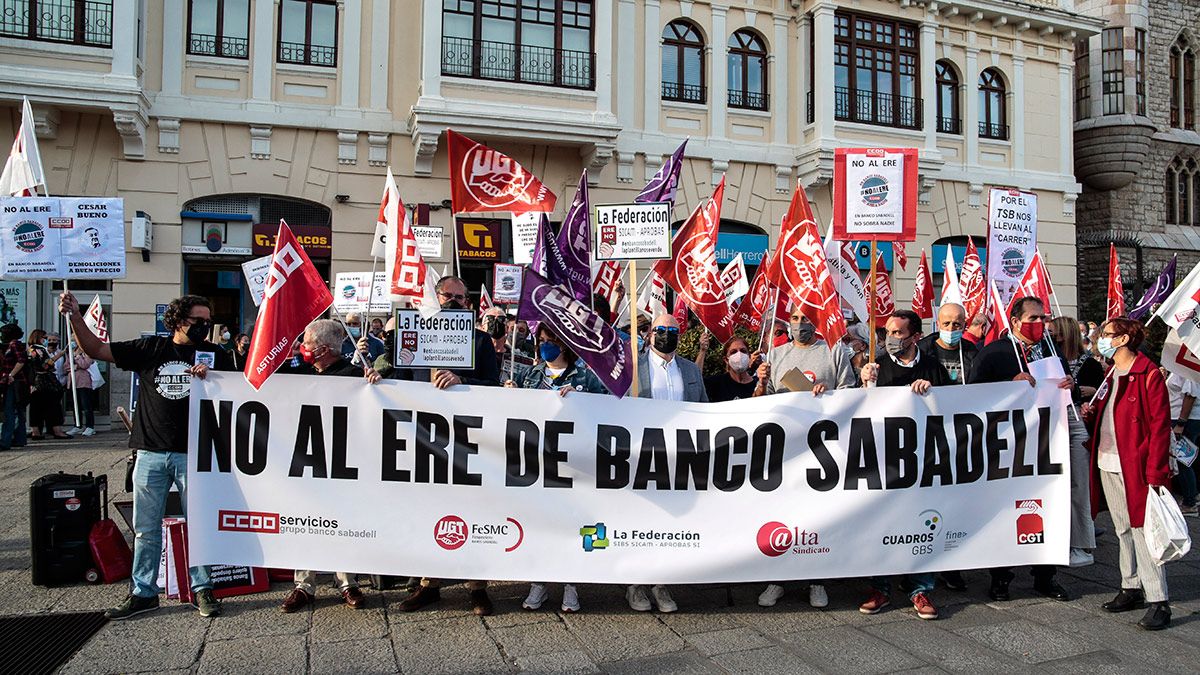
[485,317,506,338]
[652,331,678,354]
[186,320,211,344]
[441,299,465,310]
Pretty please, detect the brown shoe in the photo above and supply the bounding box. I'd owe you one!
[470,588,494,617]
[280,588,312,613]
[342,586,366,609]
[399,585,441,612]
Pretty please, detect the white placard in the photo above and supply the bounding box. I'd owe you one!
[987,189,1039,308]
[1027,356,1066,384]
[720,253,750,305]
[393,308,476,369]
[0,197,127,279]
[60,197,126,278]
[241,255,272,307]
[593,202,672,261]
[333,271,390,313]
[413,226,444,259]
[492,263,524,304]
[834,149,917,242]
[510,212,541,265]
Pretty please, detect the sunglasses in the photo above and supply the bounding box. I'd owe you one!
[652,326,679,336]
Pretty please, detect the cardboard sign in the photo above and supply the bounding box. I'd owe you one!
[832,148,918,242]
[457,218,502,261]
[413,226,444,259]
[333,271,390,313]
[593,202,672,260]
[241,255,272,307]
[510,212,542,265]
[0,196,127,279]
[393,308,476,369]
[492,263,524,304]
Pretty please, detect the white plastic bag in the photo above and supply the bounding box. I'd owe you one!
[1145,486,1191,565]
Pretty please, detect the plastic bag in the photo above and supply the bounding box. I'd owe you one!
[1145,486,1192,565]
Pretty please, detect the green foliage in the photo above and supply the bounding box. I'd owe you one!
[676,321,764,377]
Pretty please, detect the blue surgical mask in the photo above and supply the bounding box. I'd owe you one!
[539,342,562,363]
[939,329,962,346]
[348,326,361,339]
[1097,337,1118,358]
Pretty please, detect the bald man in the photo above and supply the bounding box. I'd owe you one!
[635,313,707,404]
[917,303,978,385]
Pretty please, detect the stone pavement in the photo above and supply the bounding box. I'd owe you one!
[2,432,1200,674]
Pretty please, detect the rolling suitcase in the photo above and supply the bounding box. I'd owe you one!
[87,497,132,584]
[30,472,107,586]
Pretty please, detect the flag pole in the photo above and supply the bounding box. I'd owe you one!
[1037,247,1064,318]
[629,260,639,398]
[868,239,878,363]
[451,218,462,278]
[329,306,372,372]
[61,279,82,429]
[508,310,517,384]
[765,287,781,356]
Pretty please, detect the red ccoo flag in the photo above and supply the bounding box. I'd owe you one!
[244,220,333,390]
[984,278,1012,344]
[1009,250,1052,316]
[959,238,986,322]
[772,181,846,346]
[447,129,557,215]
[654,178,733,343]
[894,242,908,271]
[871,253,895,329]
[912,250,934,320]
[1107,243,1125,319]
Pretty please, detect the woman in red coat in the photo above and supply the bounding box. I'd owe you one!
[1082,318,1172,630]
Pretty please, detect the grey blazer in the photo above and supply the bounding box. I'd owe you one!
[635,352,709,402]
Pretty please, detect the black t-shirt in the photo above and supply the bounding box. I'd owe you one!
[874,351,952,388]
[111,337,235,452]
[917,334,977,385]
[704,373,758,402]
[316,357,365,377]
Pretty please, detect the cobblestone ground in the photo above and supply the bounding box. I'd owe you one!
[2,432,1199,674]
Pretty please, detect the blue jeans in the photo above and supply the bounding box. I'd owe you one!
[77,387,95,429]
[131,450,211,598]
[1,382,26,447]
[870,573,935,600]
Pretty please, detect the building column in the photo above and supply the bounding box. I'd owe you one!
[1058,62,1073,176]
[710,4,727,139]
[643,0,661,134]
[595,0,612,114]
[110,0,137,77]
[421,0,441,98]
[812,3,836,143]
[339,0,362,110]
[161,0,184,95]
[616,0,636,126]
[964,46,979,164]
[920,18,937,150]
[1012,52,1025,171]
[773,14,788,143]
[250,0,277,102]
[369,0,389,109]
[798,14,811,126]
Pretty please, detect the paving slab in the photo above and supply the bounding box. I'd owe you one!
[308,637,399,674]
[197,634,309,675]
[779,625,927,673]
[954,618,1101,664]
[514,649,602,674]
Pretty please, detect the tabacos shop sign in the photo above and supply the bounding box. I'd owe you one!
[252,223,332,258]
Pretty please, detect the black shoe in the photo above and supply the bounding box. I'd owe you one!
[1103,588,1146,613]
[940,571,967,591]
[1138,602,1171,630]
[469,588,494,617]
[988,578,1010,601]
[193,589,222,617]
[1033,579,1070,601]
[399,585,441,612]
[105,594,160,620]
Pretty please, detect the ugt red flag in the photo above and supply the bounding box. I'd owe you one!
[447,130,556,215]
[870,253,895,329]
[654,178,733,343]
[959,238,986,322]
[1107,243,1126,319]
[245,220,333,390]
[912,250,934,320]
[772,182,846,345]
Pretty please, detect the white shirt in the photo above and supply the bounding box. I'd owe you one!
[649,350,685,401]
[1166,373,1200,421]
[1097,365,1130,474]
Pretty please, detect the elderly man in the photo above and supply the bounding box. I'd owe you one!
[962,312,991,347]
[281,320,379,613]
[624,313,706,613]
[341,311,386,366]
[918,303,977,386]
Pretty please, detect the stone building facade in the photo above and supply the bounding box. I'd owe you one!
[1075,0,1200,320]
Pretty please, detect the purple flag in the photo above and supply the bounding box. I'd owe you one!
[1130,254,1178,320]
[517,268,633,397]
[636,139,687,206]
[554,170,593,302]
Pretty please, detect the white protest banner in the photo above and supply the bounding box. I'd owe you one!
[511,212,541,265]
[393,308,475,368]
[189,374,1071,584]
[492,263,523,304]
[333,271,390,314]
[0,196,62,277]
[593,202,672,260]
[413,226,444,259]
[987,188,1038,308]
[241,255,272,307]
[833,148,918,242]
[60,198,126,278]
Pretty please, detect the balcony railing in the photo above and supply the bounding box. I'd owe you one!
[937,116,961,134]
[188,32,248,59]
[806,90,814,124]
[278,40,336,67]
[441,36,594,90]
[0,0,112,47]
[834,86,922,130]
[979,121,1009,140]
[729,89,768,111]
[662,81,705,104]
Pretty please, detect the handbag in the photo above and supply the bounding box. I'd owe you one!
[1145,485,1192,564]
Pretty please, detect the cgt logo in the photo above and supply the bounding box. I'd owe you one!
[1016,499,1044,545]
[218,510,280,533]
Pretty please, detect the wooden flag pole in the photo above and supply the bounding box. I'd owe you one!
[867,239,878,363]
[629,260,639,398]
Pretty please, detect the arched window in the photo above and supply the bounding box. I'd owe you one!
[1166,157,1200,226]
[936,60,960,134]
[662,20,705,103]
[978,68,1007,140]
[728,29,767,110]
[1170,36,1196,129]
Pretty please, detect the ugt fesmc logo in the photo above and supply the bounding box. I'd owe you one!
[434,515,524,552]
[218,509,280,533]
[1016,499,1045,545]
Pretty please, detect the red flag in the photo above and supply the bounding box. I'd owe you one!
[1008,250,1051,316]
[1107,243,1125,319]
[654,178,733,343]
[672,294,689,327]
[245,221,334,390]
[985,279,1012,344]
[912,250,934,320]
[592,260,622,306]
[772,183,846,345]
[446,130,556,215]
[959,238,986,322]
[479,284,494,312]
[870,253,895,329]
[733,263,771,333]
[894,242,908,271]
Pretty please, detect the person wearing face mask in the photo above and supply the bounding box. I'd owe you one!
[229,333,250,371]
[962,312,991,346]
[917,303,977,385]
[969,296,1075,603]
[483,308,532,383]
[340,311,386,366]
[58,292,235,620]
[704,338,759,402]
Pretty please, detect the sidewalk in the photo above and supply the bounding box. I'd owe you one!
[2,431,1199,673]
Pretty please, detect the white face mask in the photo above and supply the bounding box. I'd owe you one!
[728,351,751,372]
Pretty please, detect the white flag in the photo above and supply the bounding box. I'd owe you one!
[822,226,870,323]
[0,98,45,196]
[1155,260,1200,354]
[940,244,964,306]
[83,295,109,343]
[1162,330,1200,386]
[616,268,669,327]
[720,253,750,306]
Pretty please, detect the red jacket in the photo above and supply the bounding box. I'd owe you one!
[1085,352,1170,528]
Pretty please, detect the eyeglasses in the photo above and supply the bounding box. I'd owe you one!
[652,326,679,336]
[437,292,467,302]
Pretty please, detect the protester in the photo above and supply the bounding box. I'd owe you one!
[482,308,530,383]
[61,292,233,619]
[506,324,606,613]
[962,313,990,346]
[341,311,386,366]
[704,337,759,402]
[917,303,976,384]
[228,333,250,371]
[69,348,96,437]
[0,323,28,450]
[280,319,379,613]
[368,317,384,338]
[28,331,70,440]
[1165,371,1200,517]
[1082,318,1173,630]
[858,310,949,620]
[968,296,1074,602]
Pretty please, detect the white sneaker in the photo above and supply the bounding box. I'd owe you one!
[82,427,96,437]
[1069,548,1094,567]
[758,583,786,607]
[522,582,548,610]
[650,585,677,613]
[561,584,580,613]
[625,585,651,612]
[67,427,83,435]
[809,584,829,608]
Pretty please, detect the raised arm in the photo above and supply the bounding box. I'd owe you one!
[58,292,114,363]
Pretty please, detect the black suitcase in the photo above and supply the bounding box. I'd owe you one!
[30,472,107,587]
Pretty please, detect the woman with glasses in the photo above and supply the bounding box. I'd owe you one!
[704,337,760,402]
[505,324,606,614]
[1082,318,1173,630]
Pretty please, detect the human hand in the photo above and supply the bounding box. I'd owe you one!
[812,383,828,396]
[1013,373,1036,387]
[911,379,931,395]
[433,370,462,389]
